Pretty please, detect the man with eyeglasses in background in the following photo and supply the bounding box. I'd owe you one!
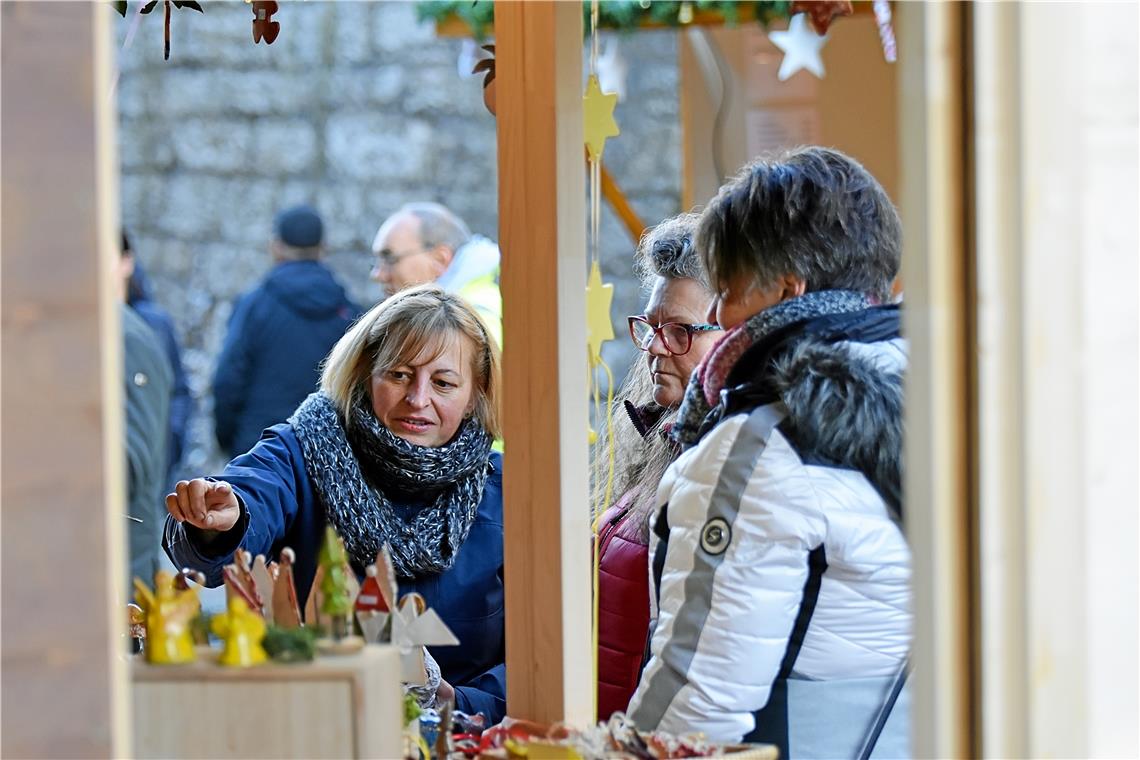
[370,202,502,347]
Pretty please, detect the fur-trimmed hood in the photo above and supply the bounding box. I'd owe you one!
[769,336,906,520]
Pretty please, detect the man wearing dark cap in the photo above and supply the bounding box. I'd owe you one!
[213,204,362,459]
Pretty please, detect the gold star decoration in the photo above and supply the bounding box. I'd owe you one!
[583,74,620,162]
[585,261,614,364]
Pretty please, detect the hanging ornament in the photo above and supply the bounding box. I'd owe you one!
[585,261,615,365]
[471,44,497,116]
[769,13,829,81]
[252,0,280,45]
[873,0,898,63]
[789,0,853,36]
[132,0,203,62]
[583,74,620,162]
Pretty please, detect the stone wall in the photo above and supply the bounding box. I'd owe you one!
[115,1,679,477]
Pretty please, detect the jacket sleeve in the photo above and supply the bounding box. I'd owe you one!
[160,318,193,470]
[627,407,826,743]
[213,296,255,455]
[453,662,506,723]
[163,425,303,587]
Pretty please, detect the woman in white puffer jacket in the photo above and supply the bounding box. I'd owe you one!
[627,147,911,759]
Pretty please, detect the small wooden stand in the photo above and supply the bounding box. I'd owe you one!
[132,645,403,759]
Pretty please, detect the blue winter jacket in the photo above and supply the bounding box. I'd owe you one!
[163,424,506,722]
[213,260,362,459]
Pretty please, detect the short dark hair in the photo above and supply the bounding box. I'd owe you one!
[633,212,708,289]
[121,230,131,258]
[696,146,901,303]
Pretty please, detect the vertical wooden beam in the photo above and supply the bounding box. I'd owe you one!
[972,4,1030,756]
[1,1,128,756]
[896,3,974,758]
[495,1,592,725]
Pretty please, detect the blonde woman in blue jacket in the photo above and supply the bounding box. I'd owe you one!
[166,286,506,721]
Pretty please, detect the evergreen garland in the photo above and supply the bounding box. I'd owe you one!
[415,1,796,41]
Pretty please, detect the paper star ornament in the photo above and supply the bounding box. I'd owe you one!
[769,13,829,81]
[586,261,614,363]
[583,74,620,161]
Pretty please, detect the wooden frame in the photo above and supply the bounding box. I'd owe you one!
[495,0,593,726]
[0,2,128,755]
[895,2,976,757]
[20,1,1137,754]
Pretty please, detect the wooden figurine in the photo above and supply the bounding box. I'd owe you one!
[272,547,303,629]
[223,549,262,612]
[391,592,459,684]
[250,554,275,622]
[315,526,364,654]
[355,564,392,644]
[133,570,198,665]
[173,567,209,645]
[210,597,269,667]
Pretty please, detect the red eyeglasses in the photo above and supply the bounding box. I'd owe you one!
[628,316,720,356]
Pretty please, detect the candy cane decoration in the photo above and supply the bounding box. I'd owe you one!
[873,0,897,63]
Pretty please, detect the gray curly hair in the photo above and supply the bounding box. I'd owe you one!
[593,212,714,541]
[633,211,708,290]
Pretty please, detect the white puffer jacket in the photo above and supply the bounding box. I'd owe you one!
[628,329,912,754]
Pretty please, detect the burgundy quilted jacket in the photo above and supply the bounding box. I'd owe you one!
[596,489,651,721]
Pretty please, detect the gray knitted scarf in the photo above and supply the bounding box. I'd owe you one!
[673,290,873,446]
[288,392,493,577]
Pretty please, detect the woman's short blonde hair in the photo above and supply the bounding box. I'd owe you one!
[321,285,502,440]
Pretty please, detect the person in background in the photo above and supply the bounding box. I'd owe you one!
[122,300,172,587]
[370,202,501,346]
[167,287,506,721]
[594,213,720,721]
[213,204,362,459]
[121,231,191,484]
[628,147,911,756]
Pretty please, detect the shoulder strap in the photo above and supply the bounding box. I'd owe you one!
[855,656,910,760]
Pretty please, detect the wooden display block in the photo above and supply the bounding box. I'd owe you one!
[132,644,403,759]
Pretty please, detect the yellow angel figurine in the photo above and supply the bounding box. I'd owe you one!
[210,597,268,667]
[134,571,199,665]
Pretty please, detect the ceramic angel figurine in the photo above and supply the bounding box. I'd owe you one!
[211,596,269,667]
[133,570,199,665]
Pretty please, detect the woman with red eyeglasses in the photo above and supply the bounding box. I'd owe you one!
[594,213,720,722]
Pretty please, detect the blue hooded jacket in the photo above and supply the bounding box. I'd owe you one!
[213,260,362,459]
[163,424,506,722]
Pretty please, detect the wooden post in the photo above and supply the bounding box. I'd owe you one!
[896,3,975,757]
[0,2,128,756]
[495,1,592,725]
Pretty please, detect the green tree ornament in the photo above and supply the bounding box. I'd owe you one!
[318,526,352,638]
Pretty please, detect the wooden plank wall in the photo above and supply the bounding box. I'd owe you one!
[0,2,128,756]
[495,0,593,726]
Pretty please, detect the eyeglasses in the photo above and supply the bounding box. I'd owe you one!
[628,316,720,356]
[374,244,430,270]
